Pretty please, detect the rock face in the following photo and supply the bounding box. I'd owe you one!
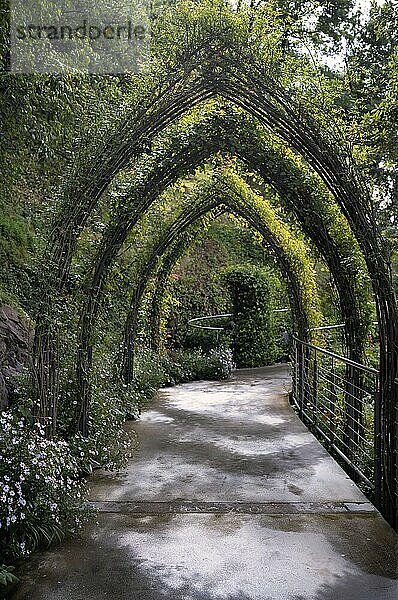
[0,304,33,409]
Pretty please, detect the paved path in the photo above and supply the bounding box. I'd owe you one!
[10,365,398,600]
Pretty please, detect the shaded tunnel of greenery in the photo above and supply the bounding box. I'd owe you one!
[2,1,398,570]
[31,6,397,526]
[118,170,321,384]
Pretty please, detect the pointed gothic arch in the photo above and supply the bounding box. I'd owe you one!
[32,9,397,525]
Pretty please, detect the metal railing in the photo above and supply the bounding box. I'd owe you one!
[187,308,290,331]
[291,336,380,492]
[310,322,380,360]
[188,313,234,331]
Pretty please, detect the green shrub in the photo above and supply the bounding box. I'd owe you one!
[0,202,34,309]
[224,265,278,368]
[182,327,232,353]
[132,348,169,396]
[54,351,138,472]
[162,348,234,383]
[127,347,234,399]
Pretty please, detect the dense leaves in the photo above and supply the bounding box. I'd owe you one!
[224,265,279,368]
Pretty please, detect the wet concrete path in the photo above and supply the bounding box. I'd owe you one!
[10,365,398,600]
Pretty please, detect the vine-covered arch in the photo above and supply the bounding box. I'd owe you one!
[36,108,374,444]
[76,109,371,398]
[32,2,397,524]
[114,170,320,386]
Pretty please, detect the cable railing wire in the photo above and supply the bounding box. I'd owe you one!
[291,335,379,497]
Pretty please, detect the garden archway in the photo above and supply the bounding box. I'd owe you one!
[32,5,397,525]
[77,111,372,406]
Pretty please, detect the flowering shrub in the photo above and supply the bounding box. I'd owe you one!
[131,348,170,401]
[0,411,88,563]
[83,378,138,471]
[127,347,234,398]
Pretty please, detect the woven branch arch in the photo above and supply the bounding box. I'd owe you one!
[37,76,389,378]
[76,181,317,433]
[32,4,397,523]
[75,111,371,403]
[112,171,320,389]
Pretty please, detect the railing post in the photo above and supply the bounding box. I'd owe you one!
[298,342,305,417]
[313,349,318,426]
[374,379,382,511]
[396,378,398,529]
[329,358,336,448]
[293,337,298,405]
[344,363,354,462]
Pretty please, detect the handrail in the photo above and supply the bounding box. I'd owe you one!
[188,313,233,331]
[311,323,345,332]
[188,308,290,331]
[310,322,378,333]
[291,335,380,494]
[292,335,379,376]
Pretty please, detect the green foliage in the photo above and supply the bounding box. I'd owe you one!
[182,327,232,354]
[0,205,31,266]
[131,348,172,404]
[0,564,18,588]
[224,265,278,368]
[345,1,398,230]
[167,224,234,350]
[77,370,137,472]
[132,346,234,393]
[163,218,276,353]
[0,0,395,572]
[265,0,355,51]
[99,347,234,421]
[159,163,322,354]
[161,348,234,383]
[209,219,275,266]
[0,200,34,307]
